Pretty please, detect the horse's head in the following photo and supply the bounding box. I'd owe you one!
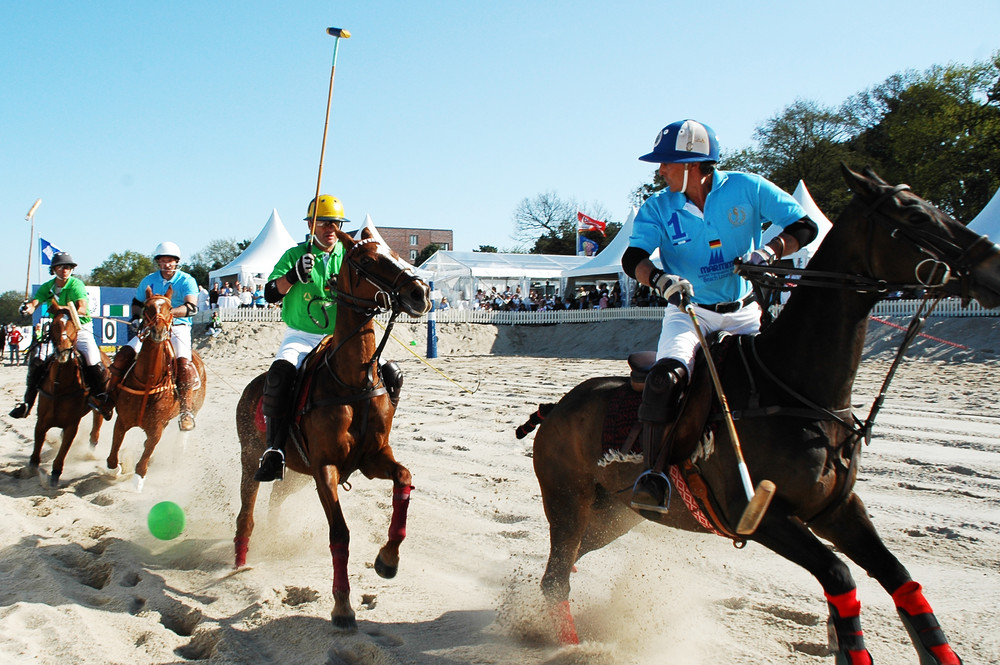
[840,164,1000,308]
[47,298,80,364]
[331,226,432,317]
[142,285,175,343]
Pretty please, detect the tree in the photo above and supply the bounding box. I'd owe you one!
[513,191,616,255]
[89,251,156,287]
[413,243,441,266]
[474,245,498,253]
[0,290,26,323]
[185,237,250,287]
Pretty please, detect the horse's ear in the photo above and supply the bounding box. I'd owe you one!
[840,162,884,201]
[360,226,374,241]
[333,224,355,248]
[145,285,154,299]
[165,285,173,300]
[49,297,60,312]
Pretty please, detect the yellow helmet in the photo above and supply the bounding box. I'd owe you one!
[305,195,349,224]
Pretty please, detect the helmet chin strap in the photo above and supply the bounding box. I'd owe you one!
[681,164,690,196]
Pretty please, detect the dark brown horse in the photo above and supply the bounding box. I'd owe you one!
[28,300,108,486]
[105,287,207,491]
[523,165,1000,664]
[234,226,431,629]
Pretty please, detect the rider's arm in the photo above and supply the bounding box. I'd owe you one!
[622,246,658,286]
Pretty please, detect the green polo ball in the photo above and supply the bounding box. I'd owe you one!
[147,501,185,540]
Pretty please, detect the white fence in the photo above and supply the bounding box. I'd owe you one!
[195,298,997,327]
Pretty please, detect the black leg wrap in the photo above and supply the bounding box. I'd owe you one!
[827,603,866,653]
[262,359,297,418]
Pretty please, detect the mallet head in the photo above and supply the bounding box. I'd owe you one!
[327,27,351,39]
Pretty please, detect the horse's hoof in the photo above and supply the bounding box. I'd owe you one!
[374,554,398,579]
[48,473,61,489]
[133,475,145,493]
[103,464,123,478]
[87,443,99,460]
[331,613,358,632]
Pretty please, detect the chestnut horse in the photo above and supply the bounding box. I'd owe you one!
[522,165,1000,663]
[105,287,207,491]
[234,226,431,629]
[28,300,108,486]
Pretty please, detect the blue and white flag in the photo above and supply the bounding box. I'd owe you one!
[40,238,62,265]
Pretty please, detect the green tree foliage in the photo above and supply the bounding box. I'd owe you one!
[474,245,498,253]
[0,290,27,323]
[89,251,156,287]
[414,243,441,266]
[185,238,250,287]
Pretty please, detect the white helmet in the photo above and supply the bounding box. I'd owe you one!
[153,241,181,261]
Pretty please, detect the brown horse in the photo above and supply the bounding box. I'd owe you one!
[234,226,431,630]
[522,165,1000,663]
[28,300,108,487]
[105,287,207,491]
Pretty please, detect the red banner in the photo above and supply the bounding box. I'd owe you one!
[577,211,606,236]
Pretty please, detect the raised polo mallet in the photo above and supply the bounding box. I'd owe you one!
[24,198,42,301]
[683,297,775,535]
[307,26,351,253]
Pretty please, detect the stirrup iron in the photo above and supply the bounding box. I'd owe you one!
[630,470,672,514]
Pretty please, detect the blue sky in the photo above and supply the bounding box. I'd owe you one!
[3,0,998,293]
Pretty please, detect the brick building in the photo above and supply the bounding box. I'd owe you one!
[375,227,454,264]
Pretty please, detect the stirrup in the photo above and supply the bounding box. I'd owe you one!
[629,470,672,514]
[178,411,196,431]
[254,448,285,482]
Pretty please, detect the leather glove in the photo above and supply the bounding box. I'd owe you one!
[129,318,142,334]
[286,252,315,284]
[746,245,777,266]
[18,301,31,316]
[649,269,694,307]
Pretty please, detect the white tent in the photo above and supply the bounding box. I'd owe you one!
[418,251,589,308]
[350,213,430,278]
[969,187,1000,241]
[762,180,833,268]
[208,209,298,288]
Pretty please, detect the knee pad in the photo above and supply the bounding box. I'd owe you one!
[262,359,297,416]
[380,360,403,394]
[645,358,688,395]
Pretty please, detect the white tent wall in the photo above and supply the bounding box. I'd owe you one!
[208,209,297,289]
[418,251,588,308]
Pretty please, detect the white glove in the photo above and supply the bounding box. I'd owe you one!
[649,269,694,306]
[746,245,777,266]
[129,318,142,334]
[287,253,315,284]
[18,301,31,316]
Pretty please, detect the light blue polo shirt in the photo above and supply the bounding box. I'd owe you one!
[629,170,805,304]
[135,270,199,325]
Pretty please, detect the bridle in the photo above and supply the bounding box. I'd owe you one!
[140,296,174,343]
[738,183,993,298]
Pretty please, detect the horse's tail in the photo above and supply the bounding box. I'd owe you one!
[515,403,557,439]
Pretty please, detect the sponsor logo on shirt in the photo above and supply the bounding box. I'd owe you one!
[728,206,747,226]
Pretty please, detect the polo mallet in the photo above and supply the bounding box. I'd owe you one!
[683,297,775,535]
[307,26,351,254]
[24,199,41,301]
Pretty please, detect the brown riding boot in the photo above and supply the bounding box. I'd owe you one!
[176,357,198,431]
[83,363,115,420]
[630,358,689,512]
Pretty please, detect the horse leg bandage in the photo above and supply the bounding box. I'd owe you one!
[388,485,413,542]
[330,543,350,594]
[892,581,961,665]
[825,589,872,665]
[234,536,250,568]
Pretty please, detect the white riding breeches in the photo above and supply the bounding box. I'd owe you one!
[656,302,762,374]
[274,327,327,368]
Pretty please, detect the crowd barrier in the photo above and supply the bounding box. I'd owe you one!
[194,298,998,327]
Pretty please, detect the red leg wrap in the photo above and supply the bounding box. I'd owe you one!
[892,581,961,665]
[331,543,350,594]
[388,484,412,542]
[826,589,871,665]
[554,600,579,645]
[234,536,249,568]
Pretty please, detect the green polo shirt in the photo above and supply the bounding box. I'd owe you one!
[33,276,91,324]
[269,241,344,334]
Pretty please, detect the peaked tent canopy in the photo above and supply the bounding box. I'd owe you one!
[208,209,298,288]
[762,180,833,268]
[563,207,642,303]
[349,214,429,278]
[969,186,1000,241]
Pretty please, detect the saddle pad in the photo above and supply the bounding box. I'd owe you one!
[600,384,642,457]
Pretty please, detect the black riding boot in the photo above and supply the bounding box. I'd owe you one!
[255,359,297,482]
[630,358,688,511]
[381,360,403,409]
[10,358,47,418]
[83,363,114,420]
